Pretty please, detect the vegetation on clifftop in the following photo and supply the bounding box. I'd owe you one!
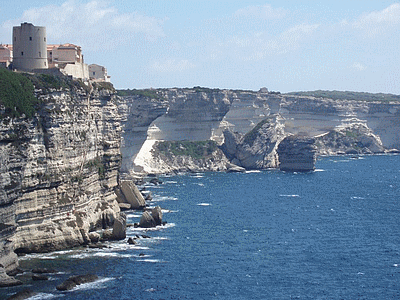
[286,90,400,102]
[155,140,218,159]
[0,68,39,118]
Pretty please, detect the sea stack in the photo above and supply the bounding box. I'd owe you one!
[277,135,316,172]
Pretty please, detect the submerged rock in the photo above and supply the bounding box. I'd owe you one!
[56,274,98,291]
[6,289,36,300]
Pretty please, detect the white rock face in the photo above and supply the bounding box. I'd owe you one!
[0,82,123,256]
[119,88,400,175]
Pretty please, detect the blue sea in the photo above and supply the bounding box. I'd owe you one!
[3,155,400,300]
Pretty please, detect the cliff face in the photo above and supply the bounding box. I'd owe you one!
[119,88,400,175]
[221,116,285,169]
[0,82,122,262]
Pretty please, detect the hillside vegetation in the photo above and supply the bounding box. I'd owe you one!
[286,90,400,102]
[0,68,39,118]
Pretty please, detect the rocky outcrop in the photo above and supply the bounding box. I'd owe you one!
[56,274,98,291]
[277,135,317,172]
[0,76,124,280]
[146,140,232,174]
[221,116,286,169]
[139,211,156,228]
[115,180,146,209]
[138,206,164,228]
[111,213,126,240]
[315,121,385,155]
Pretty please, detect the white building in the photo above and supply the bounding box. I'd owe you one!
[47,44,89,80]
[12,22,48,71]
[89,64,111,82]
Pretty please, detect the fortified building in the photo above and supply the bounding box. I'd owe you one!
[0,22,110,82]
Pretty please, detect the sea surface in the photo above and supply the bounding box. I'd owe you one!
[3,155,400,299]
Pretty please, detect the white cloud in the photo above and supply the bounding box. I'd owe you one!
[352,62,367,71]
[225,23,320,61]
[234,4,286,19]
[1,0,165,50]
[352,3,400,36]
[150,59,196,73]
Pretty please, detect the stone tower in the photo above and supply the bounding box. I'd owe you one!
[12,22,48,71]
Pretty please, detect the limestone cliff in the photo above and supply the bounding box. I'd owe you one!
[118,88,399,175]
[221,116,285,170]
[0,77,123,276]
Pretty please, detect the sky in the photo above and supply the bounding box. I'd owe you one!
[1,1,399,94]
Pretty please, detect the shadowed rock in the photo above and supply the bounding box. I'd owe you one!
[151,206,163,226]
[139,211,156,228]
[56,274,98,291]
[6,289,36,300]
[277,135,316,172]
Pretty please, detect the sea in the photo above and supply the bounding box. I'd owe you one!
[2,155,400,300]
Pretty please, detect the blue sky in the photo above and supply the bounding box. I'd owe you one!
[1,1,399,93]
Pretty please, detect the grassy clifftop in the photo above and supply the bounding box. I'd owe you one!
[286,90,400,102]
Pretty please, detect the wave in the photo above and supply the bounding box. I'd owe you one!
[152,196,178,201]
[129,223,176,232]
[137,259,164,263]
[279,194,300,198]
[26,293,58,300]
[197,203,211,206]
[245,170,261,173]
[69,277,115,292]
[314,169,325,172]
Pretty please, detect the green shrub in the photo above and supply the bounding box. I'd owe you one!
[243,118,270,145]
[286,90,400,102]
[155,140,218,159]
[0,68,39,118]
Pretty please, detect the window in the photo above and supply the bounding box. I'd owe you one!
[44,37,46,42]
[29,37,32,41]
[14,37,16,42]
[93,72,96,76]
[21,51,24,56]
[44,62,46,66]
[39,52,41,57]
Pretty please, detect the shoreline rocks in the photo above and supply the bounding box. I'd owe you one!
[56,274,98,291]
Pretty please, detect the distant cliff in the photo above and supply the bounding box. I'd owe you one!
[0,73,123,279]
[118,88,400,174]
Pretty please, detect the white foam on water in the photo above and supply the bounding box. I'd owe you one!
[93,252,134,258]
[195,183,205,186]
[197,203,211,206]
[279,194,300,198]
[26,293,59,300]
[137,259,164,263]
[314,169,325,172]
[351,196,365,200]
[152,196,178,201]
[130,223,176,232]
[146,288,156,292]
[126,213,142,218]
[69,277,115,292]
[165,180,177,184]
[246,170,261,173]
